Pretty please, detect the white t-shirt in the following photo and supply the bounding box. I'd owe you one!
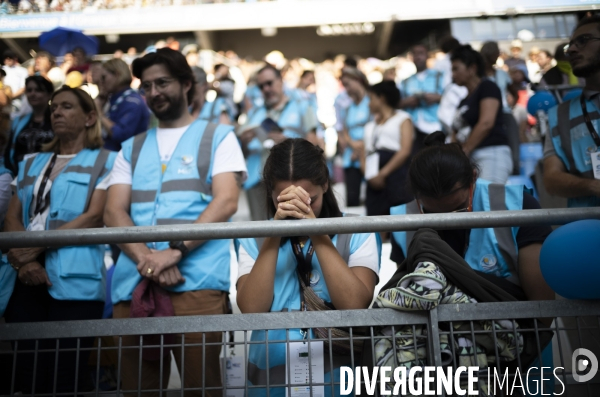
[237,233,380,280]
[10,153,109,230]
[363,110,411,153]
[108,126,247,187]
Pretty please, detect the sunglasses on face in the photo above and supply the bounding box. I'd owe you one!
[258,80,275,91]
[417,184,474,215]
[564,34,600,54]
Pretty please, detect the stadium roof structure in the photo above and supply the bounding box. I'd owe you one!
[0,0,597,38]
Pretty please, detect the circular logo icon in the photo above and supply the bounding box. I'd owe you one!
[309,271,321,287]
[181,155,194,165]
[480,255,497,271]
[587,146,598,154]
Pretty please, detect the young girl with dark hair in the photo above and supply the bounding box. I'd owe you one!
[361,80,414,216]
[236,138,381,397]
[389,131,554,302]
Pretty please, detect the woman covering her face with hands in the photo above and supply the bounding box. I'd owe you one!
[235,138,381,397]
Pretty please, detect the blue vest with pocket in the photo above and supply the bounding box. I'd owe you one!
[199,97,233,123]
[390,180,524,284]
[548,96,600,207]
[235,229,381,397]
[111,120,233,304]
[342,95,370,169]
[16,149,116,301]
[244,99,309,189]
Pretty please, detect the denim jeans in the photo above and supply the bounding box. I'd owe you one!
[471,145,513,184]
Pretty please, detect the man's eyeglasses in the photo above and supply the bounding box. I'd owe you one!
[564,34,600,54]
[258,80,275,91]
[140,77,176,93]
[417,183,474,215]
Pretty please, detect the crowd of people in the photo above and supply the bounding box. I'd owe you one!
[1,0,273,15]
[0,12,598,396]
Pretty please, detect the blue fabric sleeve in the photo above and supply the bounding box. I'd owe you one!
[108,97,148,145]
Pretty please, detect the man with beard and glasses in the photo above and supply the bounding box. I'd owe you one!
[543,15,600,208]
[238,63,318,221]
[104,48,247,396]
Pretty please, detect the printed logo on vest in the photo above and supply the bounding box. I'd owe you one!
[181,155,194,165]
[309,270,321,287]
[480,255,497,272]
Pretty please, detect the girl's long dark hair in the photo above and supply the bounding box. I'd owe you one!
[409,131,479,199]
[263,138,342,219]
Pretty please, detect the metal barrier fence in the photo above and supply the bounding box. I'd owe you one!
[1,301,599,396]
[1,207,600,249]
[2,208,600,396]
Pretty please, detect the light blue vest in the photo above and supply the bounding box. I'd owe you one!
[290,88,318,112]
[198,97,233,123]
[246,84,264,110]
[16,149,116,301]
[236,230,381,397]
[8,112,32,170]
[390,180,523,284]
[0,257,17,317]
[399,69,444,129]
[548,95,600,207]
[342,95,371,169]
[111,120,233,304]
[244,99,309,189]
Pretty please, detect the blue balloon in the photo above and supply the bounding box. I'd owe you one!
[540,220,600,299]
[562,88,583,102]
[527,91,557,115]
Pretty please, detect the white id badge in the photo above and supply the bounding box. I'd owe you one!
[27,213,45,231]
[287,341,324,397]
[591,150,600,180]
[364,152,380,181]
[220,356,245,397]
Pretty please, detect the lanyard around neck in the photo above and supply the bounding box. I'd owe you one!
[33,153,58,216]
[580,95,600,147]
[291,237,314,286]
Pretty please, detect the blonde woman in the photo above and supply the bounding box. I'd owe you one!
[96,58,149,151]
[3,86,116,395]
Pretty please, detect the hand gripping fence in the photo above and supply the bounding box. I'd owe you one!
[0,207,599,397]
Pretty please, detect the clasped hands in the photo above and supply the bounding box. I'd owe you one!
[136,248,186,287]
[274,185,316,221]
[8,247,51,287]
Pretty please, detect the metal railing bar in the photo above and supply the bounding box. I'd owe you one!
[4,301,598,341]
[52,338,59,397]
[0,308,429,340]
[94,338,101,397]
[428,308,443,367]
[2,208,598,249]
[436,300,600,322]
